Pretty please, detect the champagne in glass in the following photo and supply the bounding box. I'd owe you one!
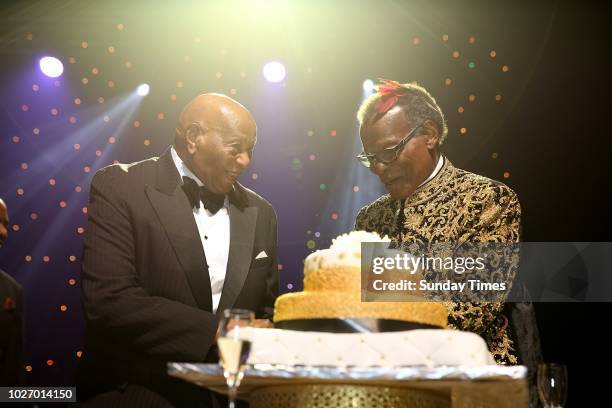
[218,309,254,408]
[537,363,568,408]
[218,337,251,390]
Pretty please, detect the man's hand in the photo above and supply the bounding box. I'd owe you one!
[251,319,273,329]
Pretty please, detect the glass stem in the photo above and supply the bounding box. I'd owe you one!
[228,387,237,408]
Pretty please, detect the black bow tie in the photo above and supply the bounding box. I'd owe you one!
[181,176,226,214]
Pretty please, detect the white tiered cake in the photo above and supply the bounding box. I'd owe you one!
[245,231,496,368]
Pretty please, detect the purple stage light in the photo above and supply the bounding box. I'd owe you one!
[363,79,375,93]
[263,61,286,83]
[137,83,150,96]
[39,56,64,78]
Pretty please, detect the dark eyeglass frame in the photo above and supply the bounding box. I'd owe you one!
[356,123,423,168]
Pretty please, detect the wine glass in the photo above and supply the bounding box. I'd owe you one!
[217,309,254,408]
[537,363,568,408]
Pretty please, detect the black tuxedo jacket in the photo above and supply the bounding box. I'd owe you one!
[0,269,23,386]
[77,147,278,407]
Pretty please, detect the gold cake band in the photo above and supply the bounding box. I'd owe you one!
[273,291,448,328]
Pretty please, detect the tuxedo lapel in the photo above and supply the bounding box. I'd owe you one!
[216,201,258,315]
[145,148,213,312]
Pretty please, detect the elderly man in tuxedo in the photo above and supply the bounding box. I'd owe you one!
[78,94,278,407]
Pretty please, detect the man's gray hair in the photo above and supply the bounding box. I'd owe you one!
[357,81,448,144]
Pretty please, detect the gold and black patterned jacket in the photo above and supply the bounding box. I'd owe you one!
[355,157,521,365]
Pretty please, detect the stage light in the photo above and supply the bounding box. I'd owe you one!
[263,61,286,83]
[362,79,375,93]
[137,84,150,96]
[39,56,64,78]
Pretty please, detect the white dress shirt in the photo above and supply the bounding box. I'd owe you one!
[171,147,229,313]
[418,155,444,188]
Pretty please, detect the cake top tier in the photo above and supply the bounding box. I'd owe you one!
[303,231,391,291]
[306,230,390,270]
[328,230,390,252]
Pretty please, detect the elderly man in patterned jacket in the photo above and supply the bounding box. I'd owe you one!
[354,80,542,407]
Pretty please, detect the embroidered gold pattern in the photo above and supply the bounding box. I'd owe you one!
[355,158,521,365]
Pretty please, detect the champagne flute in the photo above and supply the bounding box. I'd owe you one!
[537,363,568,408]
[217,309,254,408]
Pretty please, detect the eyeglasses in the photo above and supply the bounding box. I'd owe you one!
[356,124,422,168]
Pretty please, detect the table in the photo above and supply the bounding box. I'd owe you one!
[168,363,529,407]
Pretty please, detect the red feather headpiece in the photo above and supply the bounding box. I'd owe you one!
[374,78,407,114]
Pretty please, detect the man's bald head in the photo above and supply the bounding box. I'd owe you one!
[173,93,258,194]
[177,93,256,138]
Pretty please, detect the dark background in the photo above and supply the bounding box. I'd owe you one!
[1,0,610,406]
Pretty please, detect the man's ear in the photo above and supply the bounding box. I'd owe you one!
[184,126,199,155]
[422,119,440,150]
